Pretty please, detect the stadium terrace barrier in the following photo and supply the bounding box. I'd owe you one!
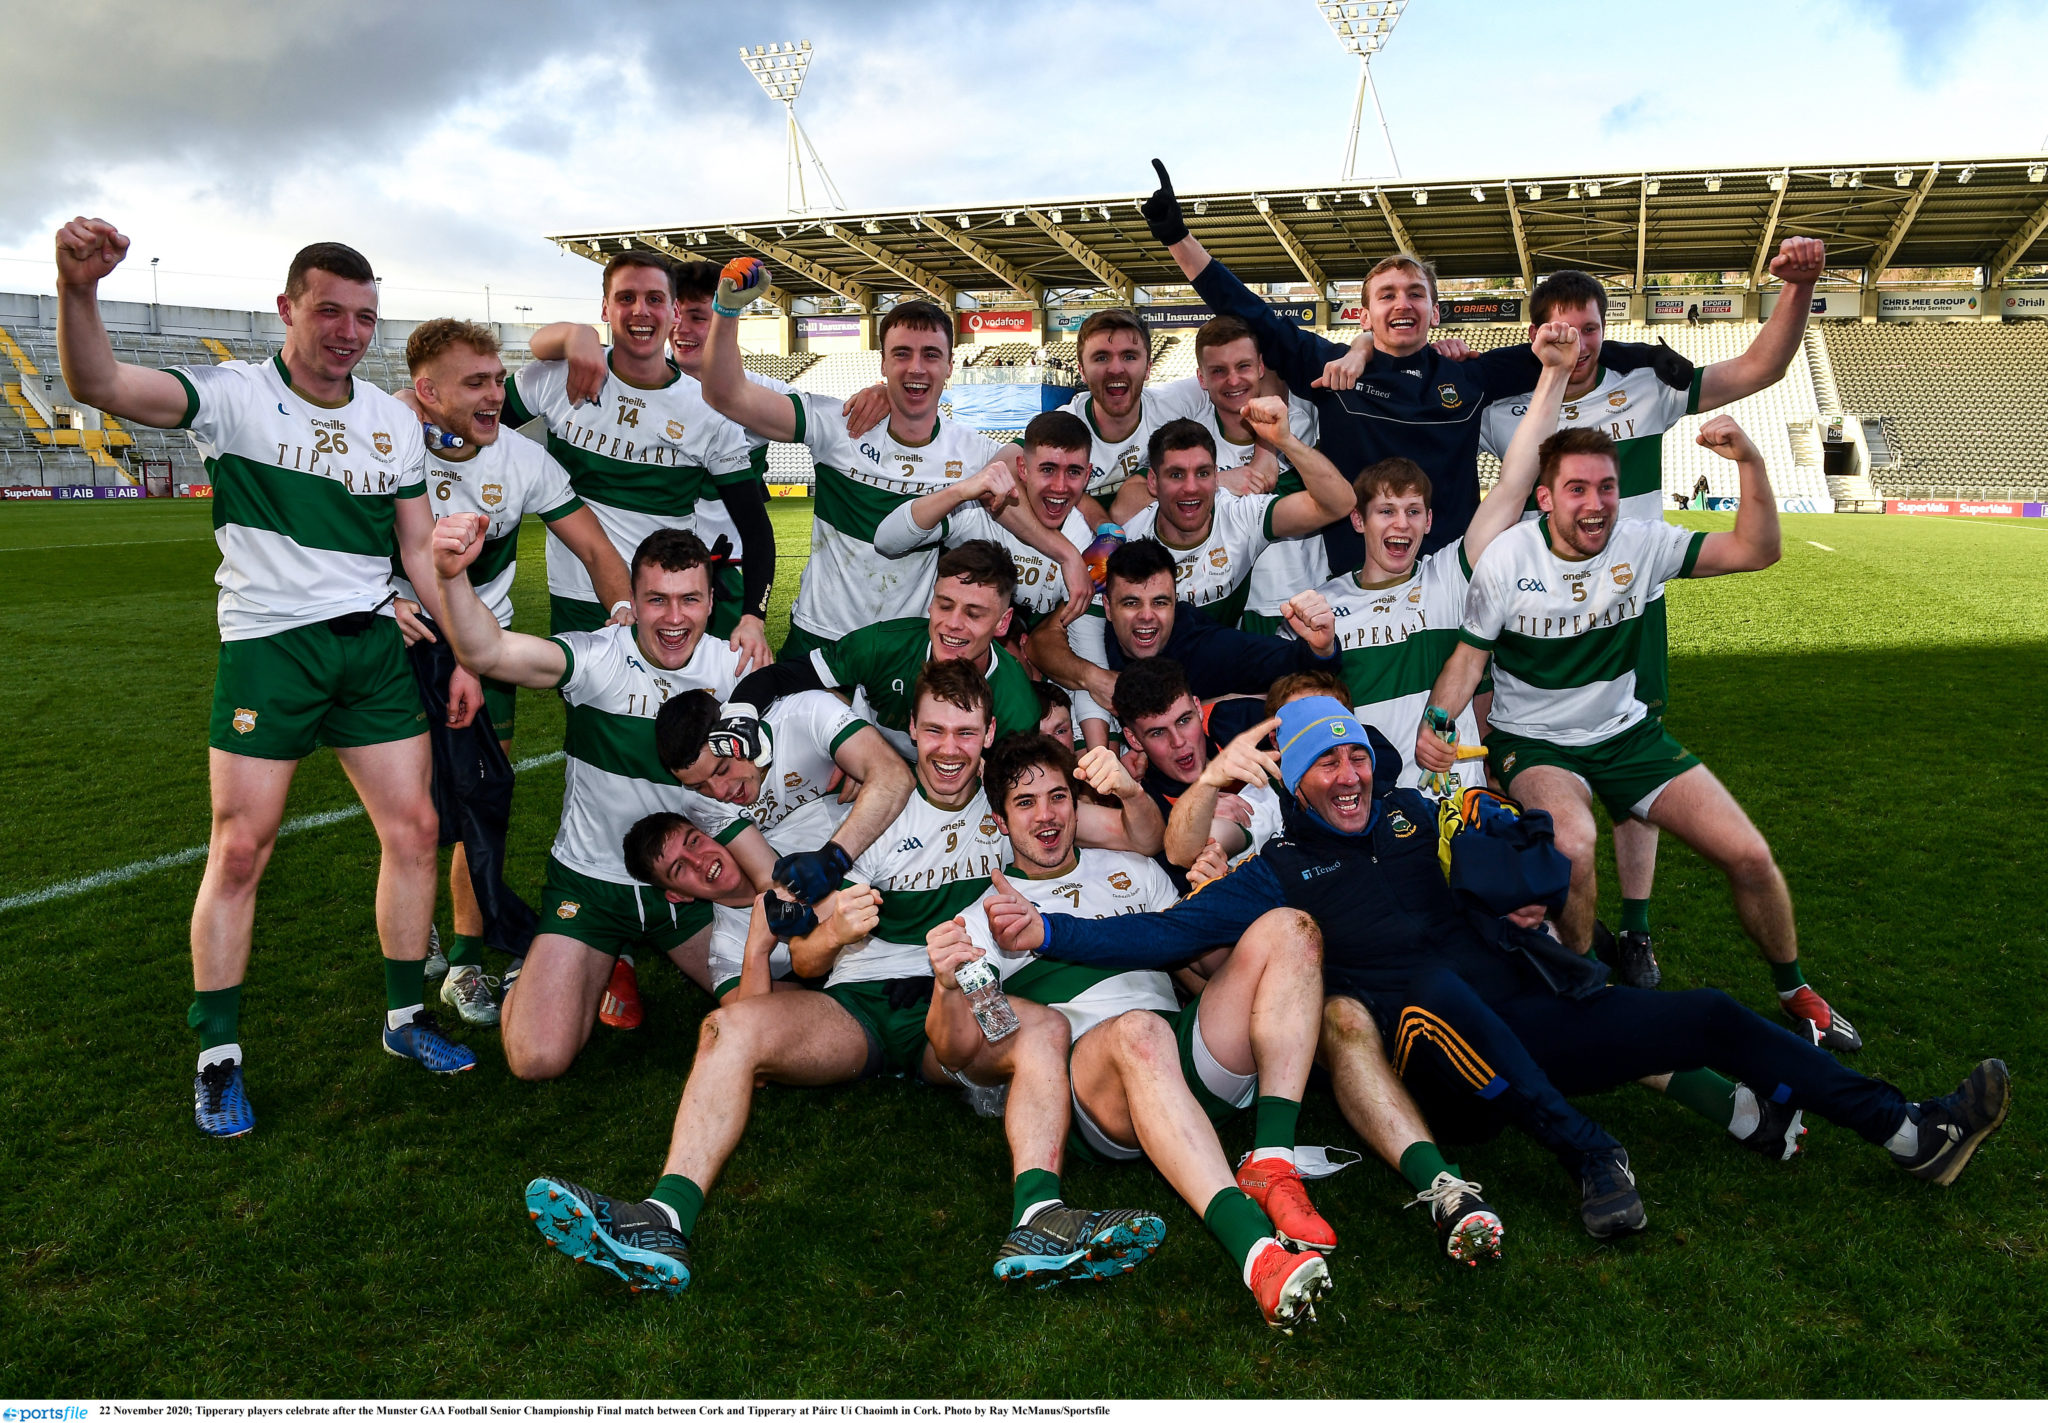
[1885,499,2043,516]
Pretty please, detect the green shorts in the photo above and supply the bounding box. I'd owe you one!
[1238,610,1281,638]
[1487,717,1701,823]
[778,621,832,664]
[209,617,426,761]
[1635,595,1671,722]
[708,561,746,640]
[1067,1001,1257,1164]
[481,675,517,739]
[549,594,607,637]
[823,977,934,1078]
[539,854,713,959]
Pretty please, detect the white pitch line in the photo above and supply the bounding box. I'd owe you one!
[1806,541,1836,551]
[0,536,215,553]
[0,750,565,913]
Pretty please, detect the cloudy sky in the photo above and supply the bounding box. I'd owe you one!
[4,0,2044,323]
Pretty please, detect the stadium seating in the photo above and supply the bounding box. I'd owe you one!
[742,351,819,382]
[966,341,1036,368]
[1822,322,2048,499]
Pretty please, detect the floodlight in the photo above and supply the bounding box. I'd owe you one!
[2031,165,2047,184]
[1003,211,1017,225]
[1317,0,1408,179]
[1357,190,1373,206]
[741,39,844,214]
[1526,184,1542,201]
[1567,183,1580,200]
[1100,206,1113,221]
[1957,165,1976,184]
[1894,168,1912,186]
[1643,179,1659,196]
[1587,181,1602,198]
[1469,186,1484,202]
[1829,171,1846,188]
[1848,172,1862,189]
[1050,208,1064,223]
[1768,173,1785,191]
[862,219,880,234]
[1193,200,1209,215]
[1305,194,1322,210]
[1411,188,1428,205]
[1254,196,1272,214]
[957,214,971,229]
[1704,175,1722,192]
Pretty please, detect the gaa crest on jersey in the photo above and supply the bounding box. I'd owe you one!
[481,483,504,507]
[1612,562,1634,588]
[232,708,257,735]
[979,813,1000,838]
[784,771,803,789]
[1608,391,1628,409]
[373,431,393,457]
[556,901,580,919]
[1407,586,1423,604]
[666,419,686,441]
[946,460,963,479]
[1208,546,1230,570]
[1438,383,1462,409]
[1388,808,1418,837]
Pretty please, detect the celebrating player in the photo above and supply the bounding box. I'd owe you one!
[696,258,1088,660]
[522,661,1166,1294]
[430,517,750,1078]
[55,219,476,1137]
[1417,419,1859,1050]
[389,317,633,1024]
[926,735,1338,1329]
[509,252,776,669]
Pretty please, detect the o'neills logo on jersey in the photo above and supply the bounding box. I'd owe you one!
[481,483,504,506]
[1611,562,1634,588]
[373,431,393,457]
[1438,384,1462,409]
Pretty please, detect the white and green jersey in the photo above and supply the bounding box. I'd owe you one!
[503,355,755,603]
[965,848,1179,1039]
[786,393,1003,642]
[168,356,426,640]
[390,432,581,628]
[1460,517,1707,746]
[687,691,866,993]
[548,622,745,883]
[1028,384,1208,498]
[692,370,790,566]
[1306,546,1482,791]
[871,497,1091,622]
[1123,488,1281,628]
[1479,359,1701,530]
[830,783,1009,988]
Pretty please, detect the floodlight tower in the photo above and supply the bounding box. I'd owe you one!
[740,40,846,215]
[1316,1,1408,180]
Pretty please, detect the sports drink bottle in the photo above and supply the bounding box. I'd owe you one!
[1082,523,1125,597]
[423,422,465,452]
[953,957,1020,1043]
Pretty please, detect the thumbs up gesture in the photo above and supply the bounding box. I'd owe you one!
[982,868,1047,955]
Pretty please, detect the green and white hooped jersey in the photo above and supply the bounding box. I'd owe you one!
[788,393,1003,641]
[831,783,1009,988]
[169,356,427,640]
[692,369,791,565]
[965,848,1179,1039]
[1479,361,1701,532]
[1306,547,1482,792]
[1460,517,1706,746]
[503,356,755,603]
[390,432,581,628]
[1122,488,1281,627]
[1031,384,1208,498]
[548,622,745,883]
[686,691,866,992]
[871,497,1092,622]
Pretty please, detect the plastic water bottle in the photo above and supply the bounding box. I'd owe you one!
[423,421,465,452]
[953,957,1020,1043]
[1082,522,1125,597]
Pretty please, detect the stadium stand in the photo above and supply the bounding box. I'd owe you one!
[1822,322,2048,499]
[966,341,1035,368]
[1150,336,1200,381]
[742,351,819,382]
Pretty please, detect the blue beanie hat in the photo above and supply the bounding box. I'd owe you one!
[1275,696,1373,793]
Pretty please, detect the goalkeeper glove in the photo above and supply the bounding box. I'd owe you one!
[713,257,767,318]
[775,842,854,905]
[1141,159,1189,246]
[763,892,819,942]
[708,702,772,768]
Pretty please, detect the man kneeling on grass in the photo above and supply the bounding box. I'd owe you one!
[523,660,1172,1293]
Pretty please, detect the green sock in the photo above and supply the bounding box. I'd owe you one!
[1011,1168,1062,1228]
[1203,1186,1274,1271]
[650,1174,705,1239]
[1620,897,1652,935]
[1770,958,1807,997]
[1664,1068,1739,1129]
[1253,1095,1302,1152]
[1397,1140,1457,1193]
[187,985,243,1050]
[385,957,426,1013]
[448,933,486,968]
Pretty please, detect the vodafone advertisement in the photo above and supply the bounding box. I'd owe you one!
[958,309,1035,336]
[1885,499,2044,517]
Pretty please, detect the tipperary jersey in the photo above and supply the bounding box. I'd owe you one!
[871,497,1093,623]
[830,783,1009,987]
[1027,384,1208,499]
[966,848,1180,1038]
[390,431,580,627]
[1123,488,1280,628]
[168,356,426,640]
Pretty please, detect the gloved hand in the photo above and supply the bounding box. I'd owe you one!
[707,701,772,766]
[775,842,854,905]
[763,892,819,942]
[714,257,768,318]
[1142,159,1189,246]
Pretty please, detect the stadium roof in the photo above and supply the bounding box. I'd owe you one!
[551,155,2048,308]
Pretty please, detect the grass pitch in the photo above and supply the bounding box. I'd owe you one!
[1,500,2042,1398]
